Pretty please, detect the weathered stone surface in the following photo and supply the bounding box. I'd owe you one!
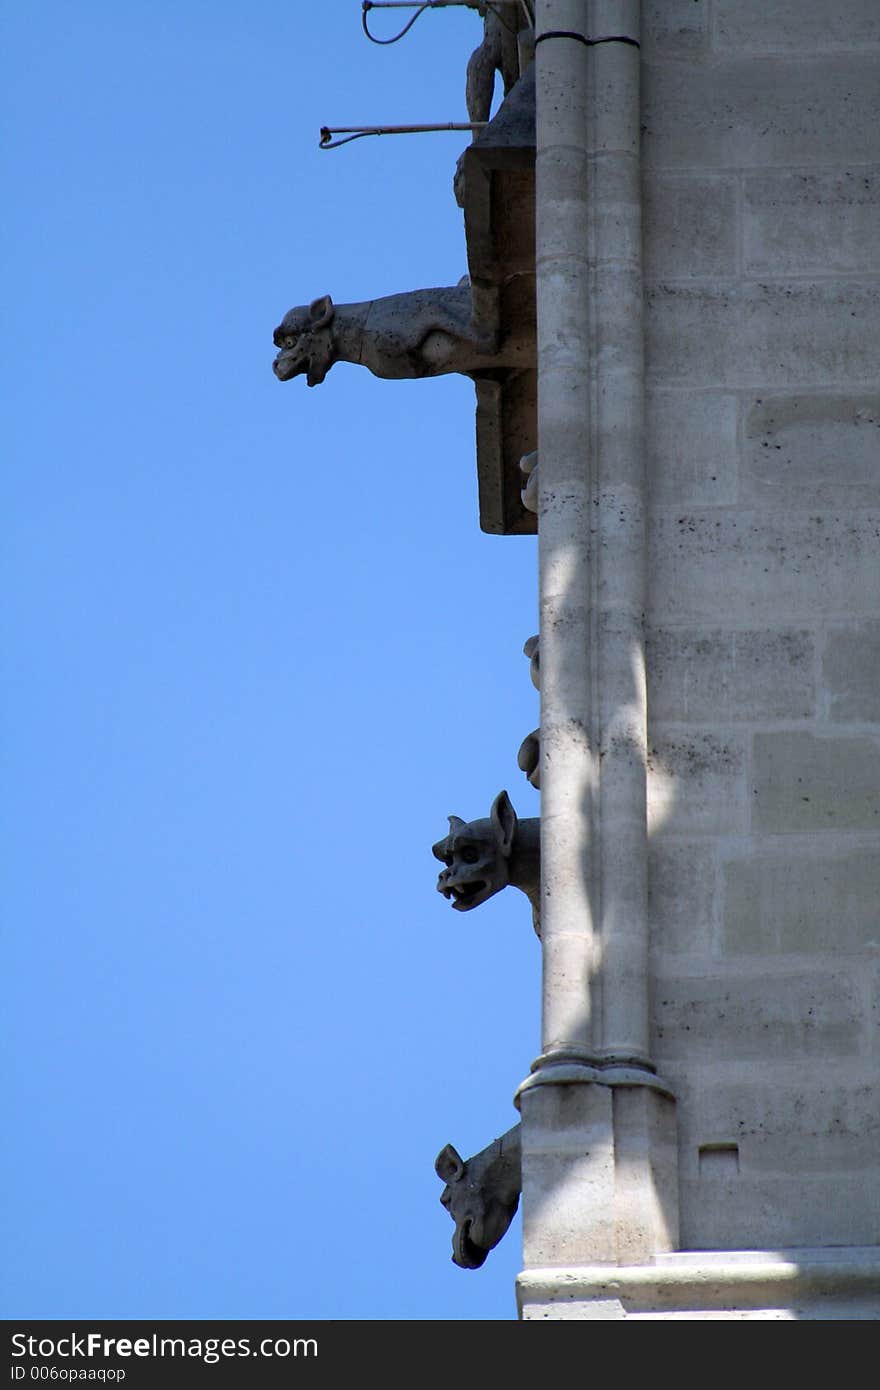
[744,171,880,276]
[723,848,880,954]
[654,970,863,1061]
[647,628,815,722]
[680,1174,880,1250]
[646,282,880,389]
[649,512,880,623]
[714,0,880,53]
[676,1075,880,1177]
[648,840,717,956]
[647,732,747,837]
[643,175,737,280]
[521,1083,617,1268]
[742,394,880,508]
[752,731,880,833]
[643,57,880,170]
[646,390,738,506]
[642,0,709,58]
[823,621,880,723]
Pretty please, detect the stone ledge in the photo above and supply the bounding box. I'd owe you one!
[517,1247,880,1319]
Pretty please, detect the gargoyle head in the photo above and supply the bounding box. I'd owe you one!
[272,294,336,386]
[432,790,517,912]
[435,1134,521,1270]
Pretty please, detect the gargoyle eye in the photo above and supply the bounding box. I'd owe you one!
[461,846,480,865]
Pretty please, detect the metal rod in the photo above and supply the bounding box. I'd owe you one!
[319,121,486,149]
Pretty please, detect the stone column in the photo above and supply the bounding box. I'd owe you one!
[517,0,678,1304]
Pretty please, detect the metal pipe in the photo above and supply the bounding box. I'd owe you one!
[319,122,486,149]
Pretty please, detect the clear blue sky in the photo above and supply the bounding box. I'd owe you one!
[2,2,540,1320]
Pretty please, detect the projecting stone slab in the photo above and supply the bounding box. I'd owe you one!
[646,391,738,506]
[723,848,880,954]
[460,63,537,536]
[647,628,815,722]
[752,731,880,833]
[824,621,880,723]
[742,394,880,508]
[654,970,863,1061]
[744,171,880,276]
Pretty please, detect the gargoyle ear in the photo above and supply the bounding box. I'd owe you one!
[308,294,334,328]
[490,790,517,858]
[432,815,466,861]
[435,1144,465,1183]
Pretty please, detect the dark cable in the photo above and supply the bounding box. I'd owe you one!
[362,2,431,45]
[535,31,640,49]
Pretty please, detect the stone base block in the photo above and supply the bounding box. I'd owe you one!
[519,1076,678,1267]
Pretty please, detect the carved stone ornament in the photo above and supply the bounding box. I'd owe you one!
[517,728,540,789]
[435,1123,522,1269]
[517,633,541,787]
[432,789,540,936]
[520,450,538,514]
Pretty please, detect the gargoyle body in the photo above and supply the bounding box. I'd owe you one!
[273,286,528,388]
[435,1123,522,1269]
[432,789,540,936]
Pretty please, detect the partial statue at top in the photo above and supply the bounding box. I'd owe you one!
[466,3,522,127]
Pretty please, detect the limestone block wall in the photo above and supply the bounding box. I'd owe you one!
[641,0,880,1250]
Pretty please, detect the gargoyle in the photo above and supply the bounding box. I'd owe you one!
[272,285,528,387]
[435,1123,522,1269]
[432,789,540,936]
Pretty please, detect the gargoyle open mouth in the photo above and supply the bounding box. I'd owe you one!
[445,881,487,910]
[272,349,306,382]
[453,1218,488,1270]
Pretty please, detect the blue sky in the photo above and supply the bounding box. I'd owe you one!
[2,2,540,1320]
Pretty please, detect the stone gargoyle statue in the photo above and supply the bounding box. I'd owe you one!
[432,789,540,936]
[435,1123,522,1269]
[517,633,541,789]
[272,284,528,387]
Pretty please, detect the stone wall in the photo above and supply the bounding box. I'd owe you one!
[642,0,880,1250]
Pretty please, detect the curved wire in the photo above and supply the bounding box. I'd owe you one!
[319,128,379,149]
[362,2,431,45]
